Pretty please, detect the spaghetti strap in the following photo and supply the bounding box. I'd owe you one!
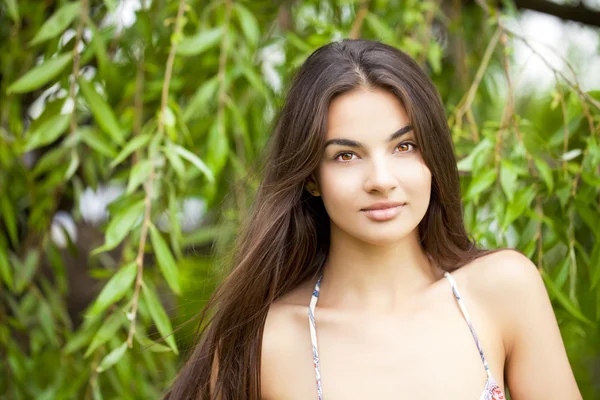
[443,271,492,378]
[308,275,324,400]
[307,272,505,400]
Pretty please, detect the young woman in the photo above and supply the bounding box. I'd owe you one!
[166,39,581,399]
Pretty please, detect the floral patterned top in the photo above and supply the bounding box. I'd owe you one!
[308,271,506,400]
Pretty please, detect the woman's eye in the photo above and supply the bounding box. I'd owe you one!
[396,142,416,153]
[335,152,355,162]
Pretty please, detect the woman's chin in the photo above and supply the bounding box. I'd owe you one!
[348,226,418,247]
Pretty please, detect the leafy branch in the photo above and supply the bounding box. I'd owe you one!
[126,0,188,348]
[451,26,502,141]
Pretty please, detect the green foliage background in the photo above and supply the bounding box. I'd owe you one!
[1,0,599,398]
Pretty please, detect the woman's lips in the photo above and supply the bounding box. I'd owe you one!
[360,204,405,221]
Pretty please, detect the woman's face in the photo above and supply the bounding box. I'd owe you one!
[314,88,432,246]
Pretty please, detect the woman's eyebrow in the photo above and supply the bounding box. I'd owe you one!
[323,125,413,149]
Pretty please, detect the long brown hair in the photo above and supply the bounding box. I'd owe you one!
[165,39,492,399]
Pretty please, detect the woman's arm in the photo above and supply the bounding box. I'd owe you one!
[481,250,582,399]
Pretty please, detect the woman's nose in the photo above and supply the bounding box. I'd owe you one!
[363,157,398,194]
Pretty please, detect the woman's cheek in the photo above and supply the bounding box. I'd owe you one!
[403,162,432,202]
[318,165,359,206]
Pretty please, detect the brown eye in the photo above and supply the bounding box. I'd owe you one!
[396,142,415,153]
[334,152,355,162]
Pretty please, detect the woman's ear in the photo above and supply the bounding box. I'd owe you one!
[305,174,321,197]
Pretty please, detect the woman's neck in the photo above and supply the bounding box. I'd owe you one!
[320,225,443,312]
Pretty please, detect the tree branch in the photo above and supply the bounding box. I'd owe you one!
[452,26,501,138]
[499,25,600,112]
[69,0,87,137]
[217,0,233,130]
[127,0,187,348]
[349,0,370,39]
[514,0,600,28]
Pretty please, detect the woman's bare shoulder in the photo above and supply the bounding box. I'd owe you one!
[452,249,550,343]
[455,248,543,300]
[455,250,581,397]
[261,279,317,398]
[265,283,309,328]
[263,278,315,346]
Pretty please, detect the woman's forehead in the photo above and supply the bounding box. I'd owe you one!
[325,88,411,142]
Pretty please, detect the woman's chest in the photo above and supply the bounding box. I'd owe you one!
[261,301,504,399]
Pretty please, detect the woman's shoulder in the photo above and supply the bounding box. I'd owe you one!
[456,250,582,398]
[261,279,317,398]
[262,278,316,345]
[450,248,549,344]
[453,248,543,301]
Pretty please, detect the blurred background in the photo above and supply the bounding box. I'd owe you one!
[1,0,599,398]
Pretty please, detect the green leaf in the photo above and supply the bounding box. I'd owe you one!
[183,77,219,122]
[465,169,497,200]
[14,250,39,294]
[596,290,600,322]
[142,281,178,354]
[581,169,600,187]
[285,32,313,53]
[126,159,152,194]
[4,0,20,23]
[591,241,600,290]
[87,262,137,316]
[427,41,442,74]
[85,312,123,357]
[0,195,18,247]
[78,78,124,145]
[7,53,72,94]
[148,224,180,295]
[96,342,128,373]
[64,324,97,354]
[103,0,117,12]
[163,107,178,141]
[87,20,114,81]
[64,153,79,180]
[552,258,570,290]
[23,114,71,151]
[499,160,518,202]
[163,146,185,178]
[240,63,266,95]
[92,381,103,400]
[135,333,172,353]
[30,2,81,46]
[91,200,144,255]
[205,120,229,177]
[167,186,182,259]
[364,13,396,44]
[181,225,228,247]
[109,133,151,168]
[32,146,68,176]
[575,200,600,240]
[224,98,252,160]
[541,269,594,327]
[456,138,493,172]
[233,3,260,47]
[533,156,553,192]
[176,27,223,57]
[0,247,13,290]
[80,127,118,158]
[503,186,535,229]
[168,143,214,183]
[38,300,58,346]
